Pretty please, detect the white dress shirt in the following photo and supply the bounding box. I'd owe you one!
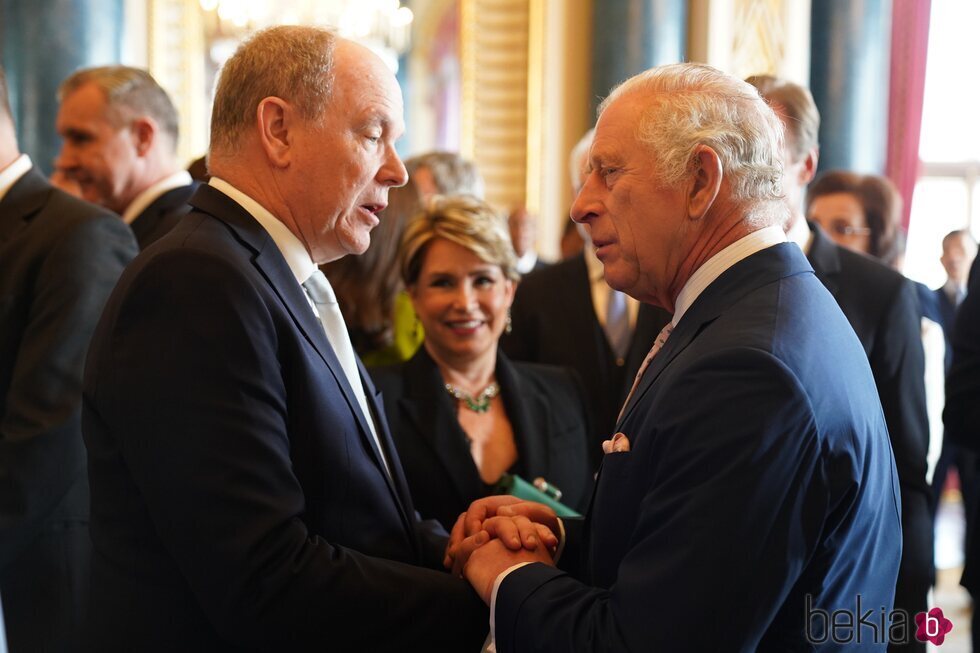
[0,154,32,202]
[672,225,787,327]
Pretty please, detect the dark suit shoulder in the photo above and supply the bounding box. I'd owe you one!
[835,245,909,294]
[47,187,118,224]
[1,176,136,278]
[148,207,259,263]
[6,171,123,236]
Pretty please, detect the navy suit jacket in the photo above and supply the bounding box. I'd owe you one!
[371,347,591,530]
[82,184,487,651]
[494,243,901,652]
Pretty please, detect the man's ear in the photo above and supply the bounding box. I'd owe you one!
[799,147,819,185]
[688,145,722,220]
[256,97,293,168]
[130,117,156,157]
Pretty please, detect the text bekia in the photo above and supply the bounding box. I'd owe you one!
[804,594,946,645]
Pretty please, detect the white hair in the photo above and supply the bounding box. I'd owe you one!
[600,63,785,212]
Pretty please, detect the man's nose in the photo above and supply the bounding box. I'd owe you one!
[54,144,76,171]
[571,172,600,224]
[380,149,408,187]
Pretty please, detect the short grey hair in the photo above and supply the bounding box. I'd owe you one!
[59,65,179,148]
[745,74,820,164]
[600,63,784,207]
[210,25,337,155]
[405,151,484,198]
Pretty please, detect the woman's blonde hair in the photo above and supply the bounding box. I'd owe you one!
[401,195,519,286]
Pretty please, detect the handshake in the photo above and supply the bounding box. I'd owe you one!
[443,496,563,604]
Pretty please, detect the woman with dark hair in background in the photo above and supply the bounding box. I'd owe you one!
[805,170,903,267]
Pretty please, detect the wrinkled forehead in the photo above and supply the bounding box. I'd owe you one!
[588,95,645,165]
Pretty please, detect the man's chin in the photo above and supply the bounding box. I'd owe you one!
[603,267,646,301]
[341,237,372,259]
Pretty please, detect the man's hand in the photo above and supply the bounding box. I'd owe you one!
[463,537,555,604]
[444,496,560,570]
[448,515,558,577]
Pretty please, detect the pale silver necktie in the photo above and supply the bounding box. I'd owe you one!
[303,270,391,477]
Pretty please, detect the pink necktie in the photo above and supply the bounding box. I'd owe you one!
[617,322,674,424]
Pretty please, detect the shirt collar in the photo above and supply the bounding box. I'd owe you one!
[0,154,32,203]
[121,170,193,225]
[208,176,317,285]
[673,225,787,326]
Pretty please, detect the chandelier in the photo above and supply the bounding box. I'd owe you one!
[199,0,415,71]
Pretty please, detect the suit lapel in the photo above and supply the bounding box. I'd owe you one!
[0,168,51,244]
[615,318,691,429]
[495,353,549,478]
[398,349,482,505]
[188,186,400,496]
[360,361,415,537]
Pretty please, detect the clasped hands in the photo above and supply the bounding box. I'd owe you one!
[443,496,561,603]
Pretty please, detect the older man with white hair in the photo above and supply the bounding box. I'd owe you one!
[452,63,902,652]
